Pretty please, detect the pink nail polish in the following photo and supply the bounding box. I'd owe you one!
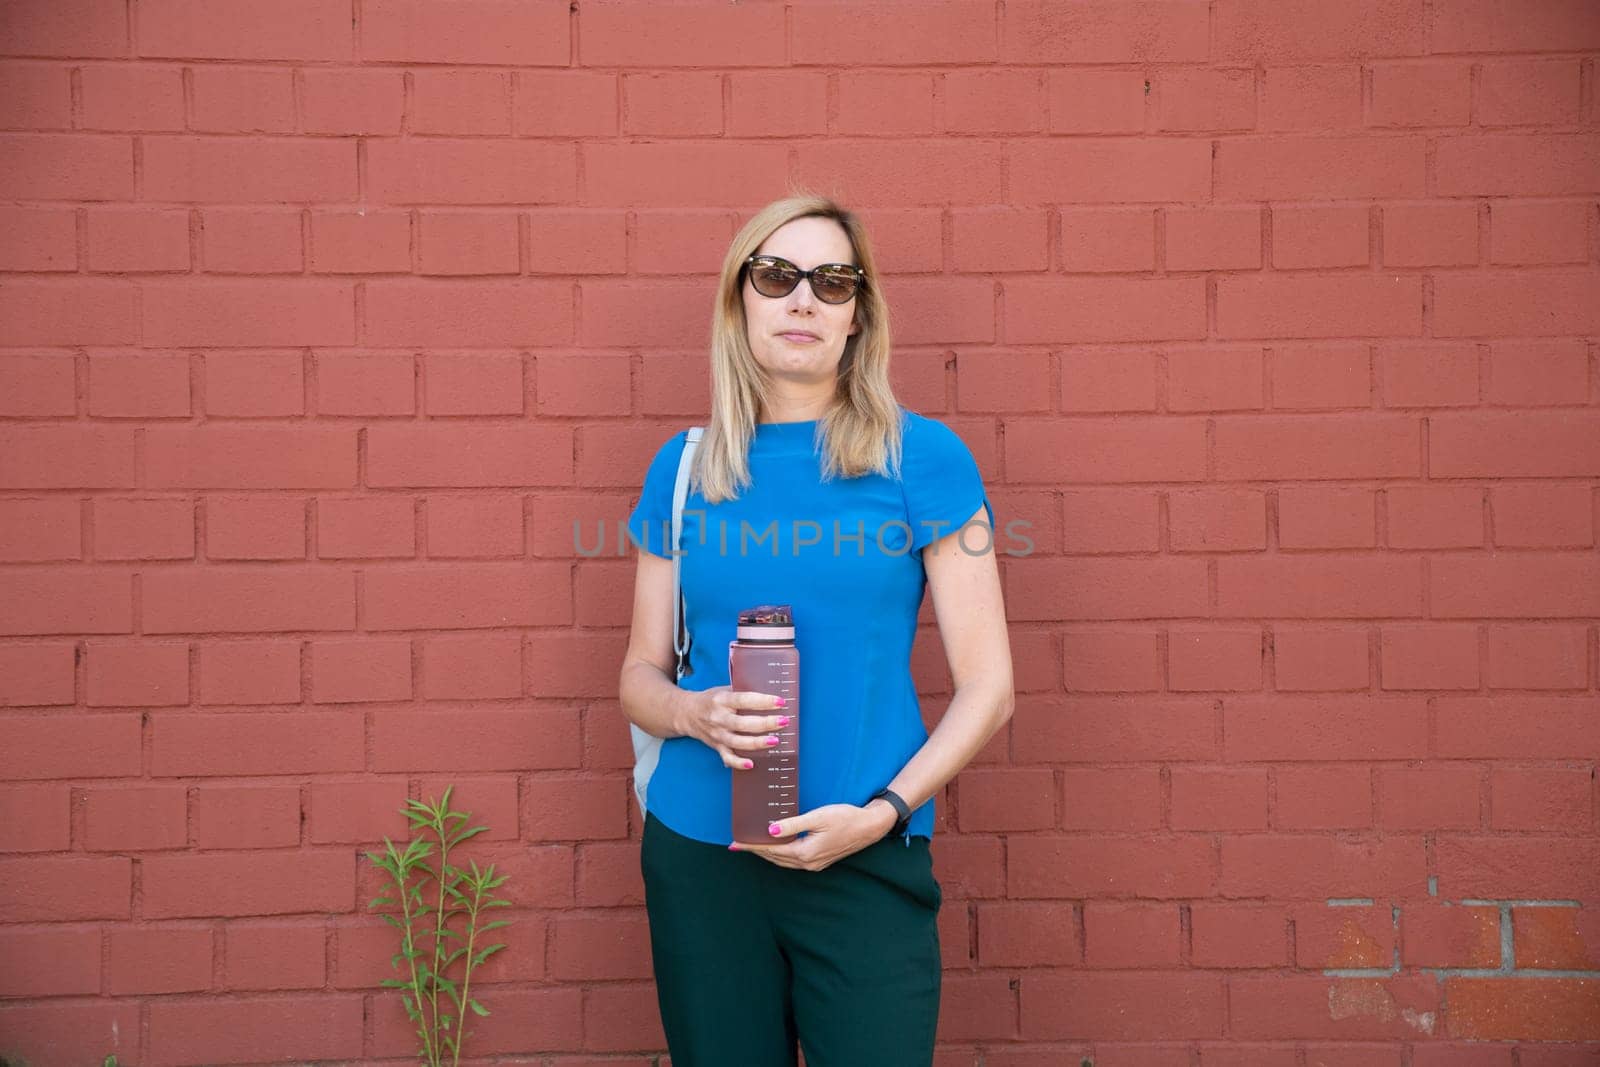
[728,843,739,851]
[768,823,782,837]
[766,736,779,747]
[774,697,787,707]
[777,716,790,727]
[743,760,754,769]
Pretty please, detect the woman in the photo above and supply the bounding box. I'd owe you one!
[618,193,1014,1066]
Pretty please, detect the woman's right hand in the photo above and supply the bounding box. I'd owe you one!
[676,686,790,771]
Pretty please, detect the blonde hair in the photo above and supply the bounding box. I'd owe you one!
[692,192,904,504]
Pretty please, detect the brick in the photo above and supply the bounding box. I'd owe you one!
[410,70,511,137]
[205,496,307,560]
[367,424,571,488]
[1218,273,1422,339]
[142,850,353,919]
[623,72,721,136]
[1191,904,1289,968]
[204,352,303,416]
[197,640,300,705]
[413,775,520,841]
[1490,200,1589,266]
[1013,695,1218,762]
[0,856,131,921]
[81,62,182,128]
[1436,696,1600,759]
[0,927,100,996]
[94,497,195,560]
[957,767,1055,831]
[1445,978,1600,1040]
[1060,208,1156,272]
[199,206,300,268]
[1007,277,1205,346]
[1478,340,1593,406]
[309,210,408,273]
[1059,629,1160,691]
[977,901,1079,967]
[1166,206,1261,271]
[550,912,652,981]
[1278,486,1375,549]
[1431,0,1600,53]
[0,482,84,548]
[1273,203,1368,268]
[1378,626,1479,691]
[1382,342,1479,407]
[727,71,826,137]
[0,353,75,414]
[142,278,353,345]
[1513,906,1600,970]
[417,211,518,275]
[147,996,363,1064]
[425,495,523,557]
[1271,343,1370,409]
[1273,764,1373,830]
[362,0,565,64]
[1230,976,1439,1041]
[514,70,617,137]
[0,712,141,781]
[1083,903,1180,967]
[420,633,522,700]
[1014,140,1208,204]
[1370,61,1471,126]
[1478,59,1582,126]
[1433,272,1600,337]
[1224,695,1426,761]
[0,783,71,852]
[87,351,188,415]
[1386,485,1484,549]
[1431,555,1600,619]
[1009,836,1217,899]
[223,921,326,990]
[1382,202,1479,267]
[1487,625,1590,691]
[143,567,354,634]
[796,1,994,64]
[1492,484,1593,548]
[0,427,134,491]
[144,426,355,489]
[1166,346,1264,412]
[943,70,1044,134]
[1020,974,1225,1040]
[524,631,629,697]
[1440,133,1600,198]
[83,785,187,851]
[1219,135,1426,200]
[0,643,75,707]
[1156,67,1255,131]
[1436,837,1600,900]
[301,70,403,137]
[0,569,131,636]
[309,639,411,703]
[1168,628,1264,691]
[86,208,190,272]
[1059,767,1162,831]
[372,708,579,772]
[152,711,363,776]
[106,925,211,994]
[1167,488,1266,551]
[1402,903,1501,968]
[365,274,571,345]
[536,353,632,416]
[1490,766,1592,831]
[1261,65,1363,130]
[316,496,414,559]
[1006,1,1207,62]
[192,785,300,849]
[951,208,1048,273]
[522,774,627,841]
[1170,766,1269,830]
[1222,836,1427,900]
[364,563,568,630]
[306,779,409,844]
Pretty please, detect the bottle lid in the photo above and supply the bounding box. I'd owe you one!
[735,604,794,642]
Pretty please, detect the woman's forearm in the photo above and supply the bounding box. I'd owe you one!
[617,659,694,740]
[876,679,1015,818]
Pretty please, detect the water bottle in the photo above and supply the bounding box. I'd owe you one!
[729,604,800,844]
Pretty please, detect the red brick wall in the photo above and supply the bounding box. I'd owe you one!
[2,0,1598,1063]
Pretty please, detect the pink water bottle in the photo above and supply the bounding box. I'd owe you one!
[729,604,800,845]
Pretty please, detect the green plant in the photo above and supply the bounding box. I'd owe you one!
[366,786,512,1067]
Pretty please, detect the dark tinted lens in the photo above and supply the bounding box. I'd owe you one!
[750,260,799,296]
[811,266,860,303]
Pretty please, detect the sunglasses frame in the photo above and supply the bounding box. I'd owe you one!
[742,254,866,305]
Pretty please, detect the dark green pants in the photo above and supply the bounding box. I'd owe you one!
[640,811,942,1067]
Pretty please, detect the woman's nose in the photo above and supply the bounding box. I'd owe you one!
[786,277,818,311]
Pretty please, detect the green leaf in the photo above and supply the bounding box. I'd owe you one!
[469,999,490,1017]
[471,944,506,967]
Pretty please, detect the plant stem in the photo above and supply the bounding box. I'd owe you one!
[429,804,452,1060]
[394,853,438,1067]
[450,876,486,1067]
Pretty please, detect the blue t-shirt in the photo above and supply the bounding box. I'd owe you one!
[626,406,995,847]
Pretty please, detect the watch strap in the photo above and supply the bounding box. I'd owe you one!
[870,787,912,838]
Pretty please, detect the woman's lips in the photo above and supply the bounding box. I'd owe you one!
[779,332,820,343]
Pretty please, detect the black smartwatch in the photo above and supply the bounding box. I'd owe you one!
[869,787,912,838]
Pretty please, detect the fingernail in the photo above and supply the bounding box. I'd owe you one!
[766,736,779,747]
[777,716,790,727]
[768,823,782,837]
[743,760,754,769]
[774,697,787,707]
[728,843,739,851]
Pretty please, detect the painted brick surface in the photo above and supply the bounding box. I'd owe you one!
[1,0,1597,1063]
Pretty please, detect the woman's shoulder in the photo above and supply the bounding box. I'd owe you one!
[896,406,971,458]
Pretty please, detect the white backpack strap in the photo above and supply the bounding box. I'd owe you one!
[671,427,704,680]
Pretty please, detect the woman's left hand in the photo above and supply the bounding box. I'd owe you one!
[732,802,895,871]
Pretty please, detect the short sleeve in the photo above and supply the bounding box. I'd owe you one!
[901,412,995,553]
[625,429,689,559]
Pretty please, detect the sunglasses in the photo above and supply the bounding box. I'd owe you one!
[743,254,866,305]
